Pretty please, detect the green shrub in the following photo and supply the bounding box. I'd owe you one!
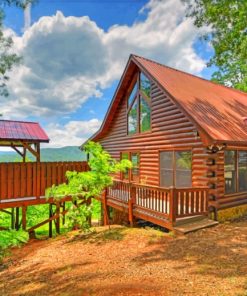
[0,230,29,262]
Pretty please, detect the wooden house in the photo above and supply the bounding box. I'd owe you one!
[88,55,247,232]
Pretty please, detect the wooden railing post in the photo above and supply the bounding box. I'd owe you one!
[169,187,177,225]
[103,188,109,226]
[128,185,136,227]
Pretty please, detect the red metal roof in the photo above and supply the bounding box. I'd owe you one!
[134,55,247,145]
[0,120,49,143]
[89,54,247,146]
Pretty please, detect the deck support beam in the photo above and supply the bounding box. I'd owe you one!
[128,186,136,227]
[62,202,66,225]
[103,189,109,226]
[15,207,20,230]
[22,206,27,230]
[11,208,15,229]
[86,197,92,227]
[55,202,60,234]
[49,204,53,238]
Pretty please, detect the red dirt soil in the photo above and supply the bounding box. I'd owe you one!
[0,219,247,296]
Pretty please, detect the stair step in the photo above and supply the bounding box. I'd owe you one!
[175,215,206,226]
[174,218,219,234]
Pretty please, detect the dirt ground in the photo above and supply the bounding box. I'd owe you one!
[0,218,247,296]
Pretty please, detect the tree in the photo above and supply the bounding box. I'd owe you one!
[184,0,247,91]
[46,141,132,230]
[0,0,34,97]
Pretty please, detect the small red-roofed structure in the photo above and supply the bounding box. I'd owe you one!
[0,119,49,162]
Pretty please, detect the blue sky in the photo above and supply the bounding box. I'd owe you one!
[2,0,214,148]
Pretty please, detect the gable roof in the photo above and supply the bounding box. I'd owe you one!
[0,120,49,143]
[88,54,247,146]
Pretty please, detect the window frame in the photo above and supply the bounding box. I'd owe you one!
[120,151,140,183]
[224,150,247,195]
[159,149,192,188]
[127,71,151,135]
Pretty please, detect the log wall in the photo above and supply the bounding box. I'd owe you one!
[98,80,209,188]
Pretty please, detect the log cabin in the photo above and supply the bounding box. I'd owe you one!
[87,54,247,233]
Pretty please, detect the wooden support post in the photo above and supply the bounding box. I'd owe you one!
[169,187,177,225]
[36,143,40,163]
[55,203,60,234]
[86,197,92,227]
[103,189,109,226]
[22,206,27,230]
[49,204,53,238]
[62,202,66,225]
[15,207,20,230]
[11,208,15,229]
[23,147,26,163]
[128,185,136,227]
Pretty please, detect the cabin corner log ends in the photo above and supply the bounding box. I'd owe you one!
[101,180,209,230]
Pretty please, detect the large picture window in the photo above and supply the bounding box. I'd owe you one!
[127,72,151,135]
[121,152,140,182]
[225,150,247,194]
[160,151,192,188]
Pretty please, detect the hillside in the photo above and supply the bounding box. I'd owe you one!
[0,146,86,162]
[0,220,247,296]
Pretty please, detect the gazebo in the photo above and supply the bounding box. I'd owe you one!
[0,119,49,162]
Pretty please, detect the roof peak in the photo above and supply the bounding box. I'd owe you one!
[131,54,246,96]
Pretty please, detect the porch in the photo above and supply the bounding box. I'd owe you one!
[99,180,218,234]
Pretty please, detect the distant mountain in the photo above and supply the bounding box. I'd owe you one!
[0,146,87,162]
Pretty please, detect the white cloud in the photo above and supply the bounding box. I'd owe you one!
[45,118,102,148]
[2,0,206,120]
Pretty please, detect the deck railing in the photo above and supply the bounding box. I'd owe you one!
[0,161,88,201]
[105,180,209,225]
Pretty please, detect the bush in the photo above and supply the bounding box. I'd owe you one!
[0,230,29,262]
[46,141,132,231]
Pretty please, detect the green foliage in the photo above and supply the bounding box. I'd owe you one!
[0,229,29,262]
[184,0,247,91]
[46,141,132,230]
[0,229,29,249]
[0,0,36,97]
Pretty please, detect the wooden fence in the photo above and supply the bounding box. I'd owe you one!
[0,161,88,200]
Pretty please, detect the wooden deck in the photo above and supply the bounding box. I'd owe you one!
[99,180,217,232]
[0,161,88,209]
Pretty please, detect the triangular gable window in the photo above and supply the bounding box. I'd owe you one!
[127,72,151,135]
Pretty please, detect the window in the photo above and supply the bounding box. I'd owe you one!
[128,100,138,135]
[224,151,236,194]
[160,151,173,187]
[175,151,192,187]
[121,152,129,180]
[160,151,192,188]
[140,96,151,132]
[224,150,247,194]
[127,72,151,135]
[121,152,140,182]
[131,153,140,182]
[128,82,137,107]
[140,73,151,98]
[238,151,247,192]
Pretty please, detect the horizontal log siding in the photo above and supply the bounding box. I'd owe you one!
[98,81,209,188]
